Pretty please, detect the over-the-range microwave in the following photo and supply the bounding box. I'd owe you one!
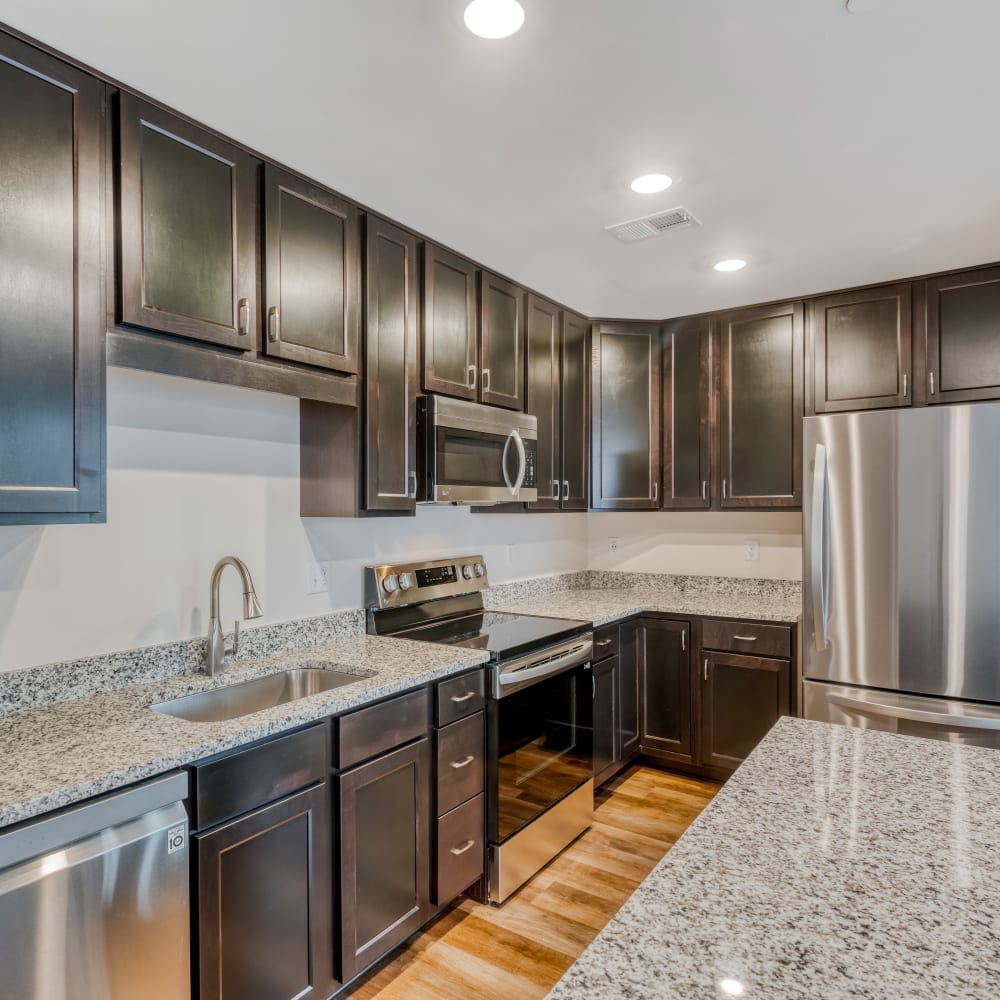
[417,395,538,505]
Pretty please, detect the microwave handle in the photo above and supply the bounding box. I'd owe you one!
[511,429,527,495]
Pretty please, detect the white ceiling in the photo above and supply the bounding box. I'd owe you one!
[3,0,999,318]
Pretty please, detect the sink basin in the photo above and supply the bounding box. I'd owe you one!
[151,666,373,723]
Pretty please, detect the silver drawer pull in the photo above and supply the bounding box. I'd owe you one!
[450,755,475,769]
[595,639,613,648]
[450,690,477,704]
[732,634,758,641]
[450,839,476,856]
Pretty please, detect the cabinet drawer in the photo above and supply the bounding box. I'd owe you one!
[434,793,485,905]
[191,723,327,831]
[436,670,485,727]
[335,688,430,770]
[436,713,485,816]
[701,620,792,659]
[593,624,620,662]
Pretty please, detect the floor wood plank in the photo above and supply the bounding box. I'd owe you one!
[345,765,719,999]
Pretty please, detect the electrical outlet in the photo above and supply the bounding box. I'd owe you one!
[307,562,330,594]
[609,537,621,555]
[744,540,760,562]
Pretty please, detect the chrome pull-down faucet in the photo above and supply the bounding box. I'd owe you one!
[205,556,263,677]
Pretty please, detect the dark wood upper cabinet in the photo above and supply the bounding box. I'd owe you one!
[479,271,524,410]
[560,310,590,510]
[591,323,662,510]
[0,36,105,525]
[717,301,803,509]
[923,266,1000,404]
[809,283,912,412]
[526,294,561,509]
[362,216,419,514]
[699,651,789,773]
[638,618,694,766]
[262,165,359,374]
[118,93,256,349]
[662,316,712,509]
[422,243,477,400]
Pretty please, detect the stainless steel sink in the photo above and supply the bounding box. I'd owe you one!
[151,665,373,723]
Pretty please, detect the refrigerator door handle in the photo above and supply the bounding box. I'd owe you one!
[810,443,831,651]
[827,692,1000,731]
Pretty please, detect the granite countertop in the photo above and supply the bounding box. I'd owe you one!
[0,635,487,831]
[491,586,801,626]
[548,716,1000,1000]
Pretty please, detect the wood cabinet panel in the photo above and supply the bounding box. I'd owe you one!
[263,164,359,374]
[810,283,912,412]
[593,654,618,786]
[434,793,485,905]
[422,243,477,400]
[560,310,590,510]
[479,271,524,409]
[526,294,562,509]
[700,619,792,659]
[118,93,255,348]
[0,35,105,523]
[618,622,641,762]
[718,301,803,508]
[435,712,484,816]
[638,618,693,765]
[923,266,1000,403]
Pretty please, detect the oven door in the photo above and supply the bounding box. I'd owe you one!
[488,659,594,844]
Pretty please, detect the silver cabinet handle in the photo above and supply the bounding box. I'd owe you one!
[238,298,250,336]
[701,480,708,501]
[467,365,477,390]
[482,368,491,392]
[552,480,560,501]
[595,639,613,648]
[929,371,936,395]
[408,470,417,499]
[810,443,831,651]
[732,634,757,642]
[680,629,686,651]
[450,690,477,704]
[703,658,709,682]
[267,306,280,342]
[902,372,909,397]
[450,755,475,769]
[722,478,727,500]
[562,480,570,502]
[450,839,476,856]
[652,482,658,502]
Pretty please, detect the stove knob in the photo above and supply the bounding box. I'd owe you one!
[398,572,414,591]
[382,573,399,595]
[462,564,475,580]
[473,562,486,578]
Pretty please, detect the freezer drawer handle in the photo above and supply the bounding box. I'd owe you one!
[827,692,1000,731]
[810,443,831,651]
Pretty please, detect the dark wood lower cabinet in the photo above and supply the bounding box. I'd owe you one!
[618,623,641,762]
[337,738,432,984]
[638,619,694,766]
[195,783,332,1000]
[592,654,618,785]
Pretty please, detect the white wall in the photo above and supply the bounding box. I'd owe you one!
[0,368,588,673]
[586,511,802,581]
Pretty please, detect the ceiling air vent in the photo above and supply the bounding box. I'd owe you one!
[605,206,701,244]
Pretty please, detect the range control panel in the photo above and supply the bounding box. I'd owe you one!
[364,555,489,610]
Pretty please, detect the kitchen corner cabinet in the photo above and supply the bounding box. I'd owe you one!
[118,93,256,349]
[591,323,662,510]
[922,266,1000,404]
[422,243,478,400]
[526,294,562,508]
[560,310,590,510]
[717,301,803,508]
[662,316,712,509]
[479,272,525,410]
[0,35,106,525]
[262,165,360,374]
[637,619,694,766]
[808,283,912,413]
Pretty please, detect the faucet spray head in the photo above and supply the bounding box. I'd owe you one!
[243,588,264,620]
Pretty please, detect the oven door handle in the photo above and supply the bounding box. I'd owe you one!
[495,641,593,698]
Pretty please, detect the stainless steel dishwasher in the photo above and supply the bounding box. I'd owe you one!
[0,770,191,1000]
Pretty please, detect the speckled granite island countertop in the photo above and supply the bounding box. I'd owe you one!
[548,717,1000,1000]
[0,635,487,830]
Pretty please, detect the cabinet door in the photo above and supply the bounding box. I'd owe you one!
[422,243,477,400]
[526,294,561,509]
[718,302,803,508]
[560,310,590,510]
[662,316,712,509]
[118,93,255,348]
[364,216,419,513]
[0,36,105,524]
[809,283,912,412]
[593,654,618,786]
[263,165,360,374]
[196,784,332,1000]
[618,622,641,762]
[338,738,432,984]
[591,323,662,510]
[700,652,790,772]
[479,271,524,409]
[923,267,1000,404]
[638,619,693,764]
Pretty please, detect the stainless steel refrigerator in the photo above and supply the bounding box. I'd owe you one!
[802,403,1000,747]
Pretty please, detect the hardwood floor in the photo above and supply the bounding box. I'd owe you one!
[346,765,719,1000]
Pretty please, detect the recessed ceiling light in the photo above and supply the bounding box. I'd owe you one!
[714,259,747,272]
[464,0,525,39]
[630,173,673,195]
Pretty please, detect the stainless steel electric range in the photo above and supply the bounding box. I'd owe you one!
[365,555,594,904]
